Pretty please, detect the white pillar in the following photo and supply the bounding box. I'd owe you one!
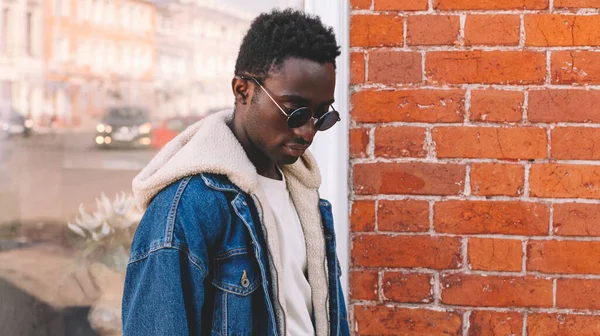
[304,0,350,297]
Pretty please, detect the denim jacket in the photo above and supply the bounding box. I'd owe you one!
[122,174,349,335]
[123,110,349,335]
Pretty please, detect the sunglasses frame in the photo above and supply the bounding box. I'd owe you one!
[239,76,340,131]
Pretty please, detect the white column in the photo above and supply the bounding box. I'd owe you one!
[304,0,350,296]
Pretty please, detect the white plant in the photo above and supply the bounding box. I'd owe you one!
[68,192,141,242]
[67,192,142,271]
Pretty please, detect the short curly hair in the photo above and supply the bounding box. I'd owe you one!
[234,9,341,79]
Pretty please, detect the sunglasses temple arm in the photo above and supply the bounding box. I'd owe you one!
[252,79,289,118]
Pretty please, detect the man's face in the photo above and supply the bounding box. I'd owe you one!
[240,58,336,165]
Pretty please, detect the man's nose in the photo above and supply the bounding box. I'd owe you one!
[294,119,318,144]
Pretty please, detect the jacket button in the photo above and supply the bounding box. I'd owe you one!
[242,201,247,206]
[241,270,250,288]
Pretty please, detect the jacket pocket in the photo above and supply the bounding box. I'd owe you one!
[211,250,261,335]
[212,250,261,295]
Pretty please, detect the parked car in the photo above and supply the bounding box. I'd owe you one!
[1,109,33,138]
[95,107,152,148]
[151,115,204,149]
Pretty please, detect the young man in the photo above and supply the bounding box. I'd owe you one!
[122,9,349,336]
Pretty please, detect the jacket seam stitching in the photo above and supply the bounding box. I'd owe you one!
[164,176,192,246]
[201,173,238,193]
[127,245,208,278]
[223,289,228,335]
[214,247,248,260]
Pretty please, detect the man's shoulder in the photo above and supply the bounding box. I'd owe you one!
[130,173,238,262]
[150,173,237,208]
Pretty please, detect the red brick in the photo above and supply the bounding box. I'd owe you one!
[470,163,525,196]
[530,164,600,199]
[352,235,462,269]
[350,52,365,85]
[374,126,427,158]
[556,279,600,310]
[552,127,600,160]
[383,272,433,303]
[525,15,600,47]
[469,311,523,336]
[354,306,463,335]
[465,15,520,46]
[555,0,600,8]
[426,51,546,85]
[552,51,600,85]
[351,200,376,232]
[350,270,378,301]
[528,240,600,274]
[470,90,524,123]
[351,89,465,123]
[529,90,600,123]
[350,15,404,47]
[354,162,465,195]
[441,274,553,307]
[407,15,460,46]
[553,203,600,236]
[350,128,369,159]
[468,238,523,272]
[378,200,429,232]
[367,50,422,84]
[528,314,600,335]
[434,201,549,235]
[351,0,372,9]
[375,0,429,10]
[434,0,547,10]
[432,127,548,159]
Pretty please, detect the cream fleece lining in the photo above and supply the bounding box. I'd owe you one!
[132,110,329,336]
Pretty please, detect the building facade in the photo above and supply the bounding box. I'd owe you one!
[154,0,251,119]
[44,0,156,127]
[0,0,45,122]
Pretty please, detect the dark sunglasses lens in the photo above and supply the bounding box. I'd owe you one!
[287,107,312,128]
[316,111,340,131]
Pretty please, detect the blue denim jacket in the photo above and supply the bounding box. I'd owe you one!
[122,173,350,335]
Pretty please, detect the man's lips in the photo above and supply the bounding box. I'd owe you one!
[284,144,310,156]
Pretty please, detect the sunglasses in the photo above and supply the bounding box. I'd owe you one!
[240,76,340,131]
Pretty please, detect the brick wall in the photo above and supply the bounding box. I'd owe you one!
[349,0,600,334]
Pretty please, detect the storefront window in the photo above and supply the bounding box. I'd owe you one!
[0,1,303,335]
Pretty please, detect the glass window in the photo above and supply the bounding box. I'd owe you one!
[0,1,305,335]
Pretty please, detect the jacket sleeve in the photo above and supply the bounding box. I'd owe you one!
[121,247,207,336]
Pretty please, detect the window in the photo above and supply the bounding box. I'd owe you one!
[121,4,130,30]
[0,2,306,335]
[52,31,69,62]
[1,8,8,54]
[93,0,102,24]
[105,1,113,26]
[77,1,85,22]
[54,0,62,16]
[26,12,32,56]
[55,0,69,17]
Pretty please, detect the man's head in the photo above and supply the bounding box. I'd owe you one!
[231,9,341,166]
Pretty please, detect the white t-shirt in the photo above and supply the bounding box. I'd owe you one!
[257,172,315,336]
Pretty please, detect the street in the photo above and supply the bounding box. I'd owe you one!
[0,132,157,224]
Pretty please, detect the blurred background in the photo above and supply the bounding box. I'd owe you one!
[0,0,302,335]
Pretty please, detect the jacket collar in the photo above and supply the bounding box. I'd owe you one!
[132,109,321,210]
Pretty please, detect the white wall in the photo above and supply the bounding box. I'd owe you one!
[304,0,350,297]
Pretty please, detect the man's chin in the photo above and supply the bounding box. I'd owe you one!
[277,155,300,165]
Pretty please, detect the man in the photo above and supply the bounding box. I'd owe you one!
[122,9,349,336]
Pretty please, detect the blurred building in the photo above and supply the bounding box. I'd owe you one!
[0,0,45,121]
[153,0,251,118]
[44,0,156,127]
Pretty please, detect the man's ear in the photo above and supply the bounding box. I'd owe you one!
[232,77,250,105]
